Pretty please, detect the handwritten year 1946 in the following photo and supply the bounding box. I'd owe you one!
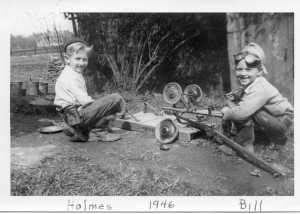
[149,200,175,210]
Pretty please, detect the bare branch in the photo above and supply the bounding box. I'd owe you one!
[133,36,144,78]
[147,32,152,59]
[169,32,202,54]
[134,63,160,94]
[134,37,147,82]
[134,56,155,84]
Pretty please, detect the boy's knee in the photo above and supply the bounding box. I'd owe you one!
[110,93,120,98]
[114,94,126,116]
[234,119,252,128]
[107,93,123,102]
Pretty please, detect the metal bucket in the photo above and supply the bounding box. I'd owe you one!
[10,81,23,97]
[39,82,48,95]
[26,81,39,96]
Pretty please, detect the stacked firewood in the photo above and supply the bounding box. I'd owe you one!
[46,56,64,82]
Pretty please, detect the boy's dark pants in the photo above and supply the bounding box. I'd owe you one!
[223,103,293,148]
[80,93,124,130]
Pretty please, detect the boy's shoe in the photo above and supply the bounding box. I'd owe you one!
[63,126,89,142]
[89,132,121,142]
[273,135,288,145]
[63,127,75,137]
[71,129,89,142]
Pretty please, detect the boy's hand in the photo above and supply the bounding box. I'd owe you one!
[225,92,235,101]
[221,106,230,115]
[224,87,244,102]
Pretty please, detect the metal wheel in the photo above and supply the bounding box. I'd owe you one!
[183,84,203,103]
[155,118,179,144]
[163,82,183,104]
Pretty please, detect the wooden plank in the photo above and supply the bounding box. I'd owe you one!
[114,112,202,142]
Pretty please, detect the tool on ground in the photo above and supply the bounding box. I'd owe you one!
[38,125,64,134]
[157,82,285,177]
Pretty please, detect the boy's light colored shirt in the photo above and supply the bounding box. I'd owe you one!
[223,77,294,121]
[54,65,94,108]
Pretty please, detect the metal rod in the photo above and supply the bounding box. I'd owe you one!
[162,107,222,117]
[126,99,149,104]
[125,109,139,122]
[144,101,162,116]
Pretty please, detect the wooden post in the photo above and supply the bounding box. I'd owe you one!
[226,13,245,90]
[69,13,78,37]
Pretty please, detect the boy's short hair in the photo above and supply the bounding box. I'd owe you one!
[65,42,93,56]
[64,37,93,56]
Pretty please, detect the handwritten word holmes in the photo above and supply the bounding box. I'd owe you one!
[67,199,112,211]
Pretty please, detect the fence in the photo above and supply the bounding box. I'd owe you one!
[11,46,61,57]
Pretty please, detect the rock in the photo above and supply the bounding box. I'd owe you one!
[159,144,170,151]
[250,169,261,177]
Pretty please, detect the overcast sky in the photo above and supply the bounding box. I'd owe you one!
[10,12,73,36]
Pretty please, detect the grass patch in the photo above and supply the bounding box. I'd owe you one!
[11,148,227,196]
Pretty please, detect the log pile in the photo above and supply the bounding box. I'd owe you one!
[46,56,64,82]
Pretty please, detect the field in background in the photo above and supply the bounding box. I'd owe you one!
[11,54,62,93]
[11,53,62,65]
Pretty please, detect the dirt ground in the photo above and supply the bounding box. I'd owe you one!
[10,110,294,196]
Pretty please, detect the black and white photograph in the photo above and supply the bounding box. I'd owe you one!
[0,0,299,212]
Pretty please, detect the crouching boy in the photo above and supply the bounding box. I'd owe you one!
[221,43,293,153]
[54,37,125,142]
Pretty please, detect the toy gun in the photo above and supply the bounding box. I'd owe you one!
[157,82,285,177]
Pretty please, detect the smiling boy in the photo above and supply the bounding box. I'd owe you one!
[54,38,125,142]
[221,43,293,153]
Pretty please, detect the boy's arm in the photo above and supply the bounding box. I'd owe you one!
[225,87,244,103]
[68,80,94,106]
[223,89,268,121]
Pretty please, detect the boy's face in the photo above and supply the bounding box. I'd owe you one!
[65,50,88,73]
[235,59,262,87]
